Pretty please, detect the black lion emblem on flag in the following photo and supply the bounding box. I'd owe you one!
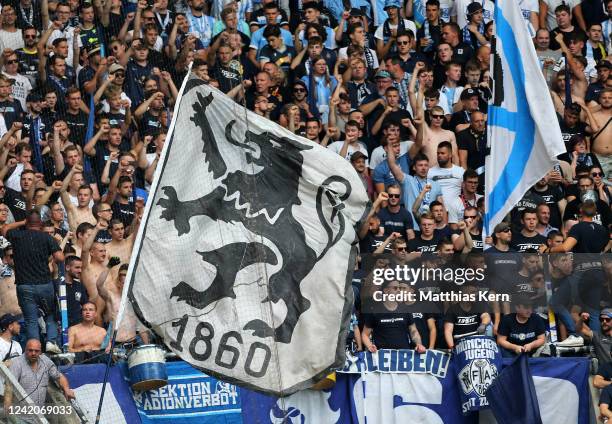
[157,83,352,344]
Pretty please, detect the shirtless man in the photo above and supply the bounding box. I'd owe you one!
[0,247,20,317]
[60,165,96,230]
[67,302,107,353]
[72,222,95,258]
[97,262,149,343]
[105,219,138,265]
[588,88,612,177]
[81,222,109,325]
[422,105,458,166]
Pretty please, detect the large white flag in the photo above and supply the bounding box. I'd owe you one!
[484,0,565,236]
[119,76,368,396]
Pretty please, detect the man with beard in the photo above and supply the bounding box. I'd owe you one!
[535,29,562,86]
[536,203,559,236]
[583,307,612,364]
[63,255,89,326]
[530,172,566,230]
[16,26,39,89]
[428,141,464,199]
[588,88,612,176]
[185,0,215,47]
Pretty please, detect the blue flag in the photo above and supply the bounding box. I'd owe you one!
[484,0,565,236]
[486,354,543,424]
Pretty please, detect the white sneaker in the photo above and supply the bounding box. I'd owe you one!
[45,342,62,354]
[555,335,584,347]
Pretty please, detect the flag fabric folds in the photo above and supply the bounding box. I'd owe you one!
[484,0,565,236]
[118,75,368,396]
[486,354,543,424]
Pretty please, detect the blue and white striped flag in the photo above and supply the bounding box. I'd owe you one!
[484,0,566,237]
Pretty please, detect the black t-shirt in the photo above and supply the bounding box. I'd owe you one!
[211,62,242,94]
[359,231,390,254]
[449,110,471,131]
[0,99,23,128]
[139,110,162,135]
[410,312,436,348]
[498,313,545,347]
[600,385,612,406]
[452,43,473,65]
[64,279,89,326]
[3,187,27,222]
[6,229,60,284]
[378,207,414,238]
[62,110,89,147]
[16,48,39,87]
[484,246,520,292]
[510,192,546,231]
[597,361,612,381]
[567,221,608,253]
[95,229,112,244]
[510,272,538,298]
[510,232,546,252]
[364,312,414,349]
[443,302,484,339]
[408,234,441,253]
[563,199,611,227]
[456,128,486,171]
[111,198,135,228]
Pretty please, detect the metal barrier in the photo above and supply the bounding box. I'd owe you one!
[0,360,88,424]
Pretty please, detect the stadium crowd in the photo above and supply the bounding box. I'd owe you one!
[0,0,606,417]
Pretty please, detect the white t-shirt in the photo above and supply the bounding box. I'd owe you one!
[47,25,83,68]
[374,19,418,41]
[428,164,465,200]
[541,0,580,31]
[3,72,32,111]
[327,140,369,163]
[0,336,23,395]
[447,193,483,223]
[518,0,539,37]
[453,0,494,28]
[369,141,412,170]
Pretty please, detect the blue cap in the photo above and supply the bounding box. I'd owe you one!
[384,0,401,10]
[601,308,612,319]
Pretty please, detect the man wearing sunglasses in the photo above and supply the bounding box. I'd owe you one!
[377,184,415,241]
[585,308,612,369]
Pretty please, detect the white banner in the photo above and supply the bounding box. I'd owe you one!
[121,76,368,396]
